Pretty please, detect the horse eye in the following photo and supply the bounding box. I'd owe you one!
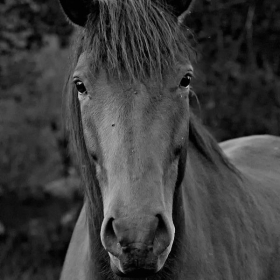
[179,74,192,88]
[74,80,87,95]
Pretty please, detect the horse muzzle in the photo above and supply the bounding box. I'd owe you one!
[109,244,169,277]
[101,214,174,277]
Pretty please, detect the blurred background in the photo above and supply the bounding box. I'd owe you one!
[0,0,279,279]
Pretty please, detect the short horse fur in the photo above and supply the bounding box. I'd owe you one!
[59,0,280,279]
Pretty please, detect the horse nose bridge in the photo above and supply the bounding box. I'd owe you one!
[104,174,165,216]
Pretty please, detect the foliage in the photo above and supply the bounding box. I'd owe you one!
[0,0,72,54]
[188,0,280,139]
[0,37,70,193]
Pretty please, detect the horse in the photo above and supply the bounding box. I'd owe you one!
[58,0,280,279]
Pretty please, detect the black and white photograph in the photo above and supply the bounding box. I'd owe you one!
[0,0,280,279]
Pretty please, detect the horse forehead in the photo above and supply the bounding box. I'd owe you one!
[74,53,187,125]
[92,74,168,129]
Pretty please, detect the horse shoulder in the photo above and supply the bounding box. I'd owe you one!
[60,205,90,280]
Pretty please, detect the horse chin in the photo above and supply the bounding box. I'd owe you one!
[109,252,167,278]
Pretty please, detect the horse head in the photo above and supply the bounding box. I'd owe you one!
[60,0,196,277]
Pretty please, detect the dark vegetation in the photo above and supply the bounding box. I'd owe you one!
[0,0,279,279]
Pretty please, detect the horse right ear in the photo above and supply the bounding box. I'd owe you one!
[59,0,98,27]
[165,0,196,24]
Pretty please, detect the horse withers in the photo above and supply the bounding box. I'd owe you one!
[58,0,280,279]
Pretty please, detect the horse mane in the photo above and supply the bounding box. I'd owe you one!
[189,112,240,175]
[72,0,195,81]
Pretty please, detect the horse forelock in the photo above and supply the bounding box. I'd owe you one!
[74,0,195,81]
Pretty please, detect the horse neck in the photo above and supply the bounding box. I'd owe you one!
[172,139,258,279]
[85,202,110,280]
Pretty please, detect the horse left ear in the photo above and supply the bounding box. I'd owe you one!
[59,0,98,27]
[165,0,196,24]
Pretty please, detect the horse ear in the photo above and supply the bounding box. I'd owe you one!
[59,0,97,27]
[165,0,196,23]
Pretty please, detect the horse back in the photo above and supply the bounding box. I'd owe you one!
[221,135,280,182]
[221,135,280,219]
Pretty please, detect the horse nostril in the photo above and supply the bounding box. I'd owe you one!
[101,217,119,254]
[156,214,168,235]
[148,245,153,251]
[153,214,172,256]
